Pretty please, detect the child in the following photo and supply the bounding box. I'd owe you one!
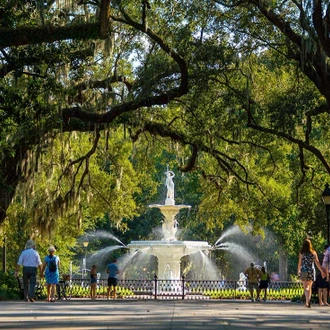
[90,265,97,300]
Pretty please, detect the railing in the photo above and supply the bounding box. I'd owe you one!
[58,276,304,301]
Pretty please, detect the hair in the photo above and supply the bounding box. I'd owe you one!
[300,239,314,254]
[261,266,266,273]
[91,265,97,269]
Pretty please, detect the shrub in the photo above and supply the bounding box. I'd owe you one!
[0,271,20,300]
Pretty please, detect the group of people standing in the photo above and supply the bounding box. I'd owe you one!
[15,239,119,302]
[90,258,120,300]
[244,263,270,302]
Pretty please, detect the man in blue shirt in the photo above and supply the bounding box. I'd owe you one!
[14,239,42,302]
[106,258,119,299]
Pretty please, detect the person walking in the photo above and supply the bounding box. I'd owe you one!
[244,262,262,302]
[316,245,329,306]
[322,244,330,291]
[256,266,270,302]
[90,265,97,300]
[106,258,119,300]
[297,239,325,308]
[41,246,60,302]
[14,239,43,302]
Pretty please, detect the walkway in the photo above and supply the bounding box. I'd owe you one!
[0,299,329,329]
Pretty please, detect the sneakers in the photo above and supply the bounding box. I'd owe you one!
[251,298,255,302]
[29,298,35,302]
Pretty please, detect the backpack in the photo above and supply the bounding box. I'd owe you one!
[48,256,57,272]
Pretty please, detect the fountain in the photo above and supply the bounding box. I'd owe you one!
[82,173,279,281]
[127,169,211,280]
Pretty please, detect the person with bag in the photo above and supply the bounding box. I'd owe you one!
[41,246,60,302]
[297,239,325,308]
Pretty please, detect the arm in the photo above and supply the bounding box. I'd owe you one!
[314,252,326,277]
[297,253,302,276]
[322,249,329,269]
[14,252,23,278]
[37,252,43,277]
[38,263,43,277]
[41,261,46,277]
[258,269,262,279]
[14,264,21,278]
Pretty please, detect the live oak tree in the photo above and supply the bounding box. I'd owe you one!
[1,0,330,262]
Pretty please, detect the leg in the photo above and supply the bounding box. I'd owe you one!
[107,277,111,299]
[93,283,97,299]
[318,288,324,305]
[46,284,51,301]
[248,282,254,301]
[28,268,37,300]
[302,280,312,307]
[22,267,29,301]
[51,284,56,301]
[107,286,111,299]
[90,283,96,299]
[256,286,260,300]
[322,288,329,305]
[263,288,267,301]
[113,285,116,299]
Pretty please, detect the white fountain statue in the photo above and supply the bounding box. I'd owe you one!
[128,168,211,280]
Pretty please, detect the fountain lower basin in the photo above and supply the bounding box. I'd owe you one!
[128,240,211,280]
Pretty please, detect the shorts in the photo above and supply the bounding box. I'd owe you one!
[316,273,328,289]
[259,280,269,289]
[108,277,117,287]
[248,281,258,290]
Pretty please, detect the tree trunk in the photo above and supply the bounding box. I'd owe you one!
[279,248,288,281]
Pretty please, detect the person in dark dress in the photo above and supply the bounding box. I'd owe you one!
[297,239,325,308]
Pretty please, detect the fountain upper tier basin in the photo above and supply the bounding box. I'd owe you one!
[128,240,211,259]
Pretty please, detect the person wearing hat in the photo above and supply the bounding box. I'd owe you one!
[14,239,43,302]
[244,262,262,302]
[41,246,60,302]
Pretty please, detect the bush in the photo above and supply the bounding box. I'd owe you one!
[0,271,20,300]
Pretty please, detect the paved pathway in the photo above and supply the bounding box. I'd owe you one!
[0,299,329,329]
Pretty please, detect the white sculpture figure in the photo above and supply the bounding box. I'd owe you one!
[237,272,247,291]
[165,170,175,200]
